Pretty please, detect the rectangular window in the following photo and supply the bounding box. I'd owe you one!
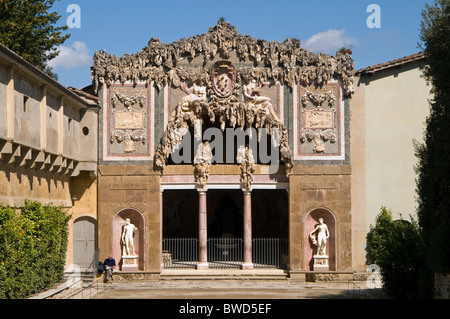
[23,95,29,112]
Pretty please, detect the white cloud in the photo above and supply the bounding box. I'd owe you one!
[47,41,91,69]
[303,29,358,54]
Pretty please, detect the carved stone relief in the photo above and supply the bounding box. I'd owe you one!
[153,60,293,179]
[108,86,149,156]
[211,60,235,98]
[194,141,213,188]
[299,84,340,155]
[237,145,255,190]
[94,21,353,164]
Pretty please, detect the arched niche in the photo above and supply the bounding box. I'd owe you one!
[304,207,337,271]
[113,208,145,271]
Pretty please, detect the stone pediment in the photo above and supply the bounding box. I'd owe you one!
[91,21,355,97]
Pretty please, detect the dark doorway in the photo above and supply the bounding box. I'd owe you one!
[163,189,198,238]
[251,189,289,239]
[162,188,288,241]
[207,189,243,239]
[162,188,289,269]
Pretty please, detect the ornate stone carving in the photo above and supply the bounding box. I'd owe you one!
[154,59,293,175]
[176,82,207,116]
[301,86,336,109]
[237,145,255,190]
[110,109,147,154]
[111,89,146,110]
[304,110,334,129]
[300,128,336,153]
[110,128,146,154]
[211,60,235,97]
[91,21,355,97]
[109,88,148,155]
[114,111,145,130]
[300,84,339,154]
[153,76,293,175]
[194,141,213,187]
[243,79,281,124]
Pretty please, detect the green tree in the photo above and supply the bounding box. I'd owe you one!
[366,207,427,299]
[0,0,70,79]
[416,0,450,276]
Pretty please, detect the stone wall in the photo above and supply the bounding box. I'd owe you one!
[93,22,356,277]
[289,165,352,275]
[0,44,100,271]
[97,165,161,278]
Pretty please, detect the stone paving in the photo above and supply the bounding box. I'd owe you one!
[86,279,384,300]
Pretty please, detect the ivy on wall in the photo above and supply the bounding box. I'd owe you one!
[0,200,71,299]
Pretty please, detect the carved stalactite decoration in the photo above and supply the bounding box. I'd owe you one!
[237,146,255,190]
[153,74,294,176]
[96,21,354,170]
[194,141,213,187]
[91,21,355,97]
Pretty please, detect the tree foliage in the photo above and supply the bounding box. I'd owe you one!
[0,200,71,299]
[0,0,70,78]
[366,207,429,299]
[416,0,450,274]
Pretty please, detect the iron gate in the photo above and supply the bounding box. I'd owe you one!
[162,238,288,269]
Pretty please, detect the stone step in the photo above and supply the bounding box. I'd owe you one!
[160,269,288,281]
[64,271,96,283]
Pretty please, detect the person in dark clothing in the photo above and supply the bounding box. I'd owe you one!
[103,255,116,283]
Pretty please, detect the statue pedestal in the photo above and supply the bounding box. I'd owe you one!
[313,255,329,271]
[121,255,138,271]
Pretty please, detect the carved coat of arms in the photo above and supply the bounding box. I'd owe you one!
[211,61,235,97]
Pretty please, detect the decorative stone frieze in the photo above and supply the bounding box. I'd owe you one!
[91,21,355,97]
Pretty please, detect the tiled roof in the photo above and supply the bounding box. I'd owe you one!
[0,42,92,106]
[68,86,98,102]
[356,52,426,75]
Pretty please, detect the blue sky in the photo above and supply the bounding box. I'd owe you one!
[49,0,431,89]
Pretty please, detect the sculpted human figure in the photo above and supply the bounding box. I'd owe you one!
[309,218,329,256]
[243,79,281,123]
[121,218,138,256]
[176,82,207,115]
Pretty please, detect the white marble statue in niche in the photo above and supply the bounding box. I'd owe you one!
[121,218,138,257]
[309,218,330,257]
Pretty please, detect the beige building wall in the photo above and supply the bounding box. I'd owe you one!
[0,44,99,269]
[350,77,367,270]
[355,60,431,231]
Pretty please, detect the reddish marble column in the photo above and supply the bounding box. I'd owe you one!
[242,189,254,270]
[197,189,209,270]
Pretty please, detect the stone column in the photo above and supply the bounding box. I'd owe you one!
[242,189,253,270]
[197,189,209,270]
